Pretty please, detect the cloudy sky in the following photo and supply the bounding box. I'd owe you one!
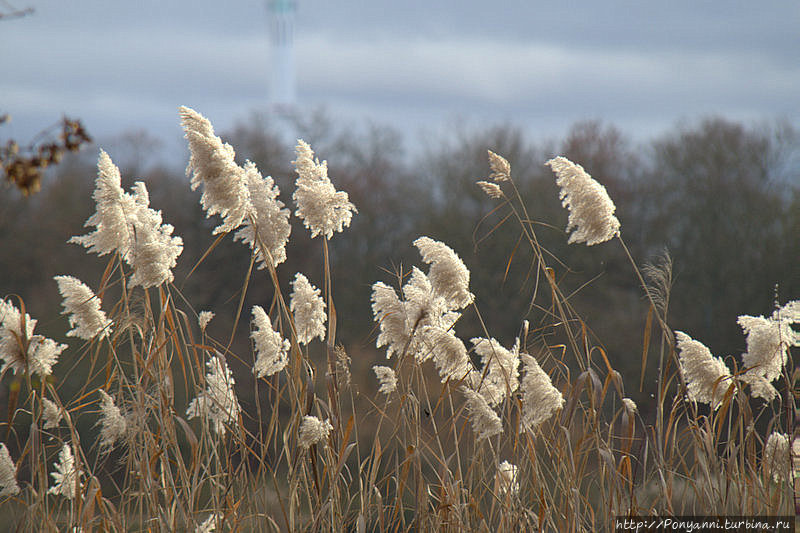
[2,0,798,161]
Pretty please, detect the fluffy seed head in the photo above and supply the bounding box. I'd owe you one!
[42,397,63,430]
[71,154,183,287]
[460,387,503,441]
[251,305,289,378]
[126,182,184,288]
[371,265,461,362]
[290,273,326,345]
[373,365,398,395]
[763,432,789,482]
[0,299,38,376]
[0,299,66,376]
[198,311,214,331]
[97,390,127,451]
[487,150,511,182]
[26,336,65,377]
[186,355,241,436]
[402,267,461,350]
[48,443,81,499]
[495,460,519,496]
[292,140,356,239]
[519,354,564,433]
[195,513,221,533]
[69,150,136,257]
[776,300,799,323]
[371,281,410,359]
[413,237,474,310]
[0,443,20,497]
[472,337,520,407]
[180,106,251,235]
[421,327,474,384]
[477,180,503,199]
[233,161,291,268]
[738,311,797,401]
[743,374,779,403]
[54,275,112,340]
[622,398,638,413]
[675,331,733,409]
[298,415,333,449]
[545,156,621,246]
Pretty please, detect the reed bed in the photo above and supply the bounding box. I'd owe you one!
[0,108,795,532]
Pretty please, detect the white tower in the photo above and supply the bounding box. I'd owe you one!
[268,0,297,114]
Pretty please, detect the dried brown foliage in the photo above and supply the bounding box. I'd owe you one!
[1,117,91,195]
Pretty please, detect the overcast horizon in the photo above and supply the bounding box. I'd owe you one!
[2,0,799,166]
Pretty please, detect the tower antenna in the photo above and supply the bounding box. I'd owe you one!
[268,0,297,115]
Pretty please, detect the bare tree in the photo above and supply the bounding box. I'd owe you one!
[638,117,798,354]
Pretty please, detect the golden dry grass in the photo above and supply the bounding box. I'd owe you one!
[0,145,794,532]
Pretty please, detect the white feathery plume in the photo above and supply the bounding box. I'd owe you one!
[371,281,411,360]
[545,156,621,246]
[371,266,460,361]
[198,311,214,332]
[26,335,65,377]
[126,182,184,288]
[487,150,511,182]
[97,390,127,450]
[292,139,356,239]
[186,355,241,436]
[234,161,291,269]
[744,374,779,403]
[763,432,789,482]
[0,300,65,377]
[71,153,183,288]
[738,305,798,401]
[69,150,137,257]
[42,398,65,429]
[471,337,520,407]
[48,443,81,499]
[477,181,503,199]
[298,415,333,449]
[519,354,564,433]
[460,387,503,441]
[195,513,221,533]
[674,331,733,409]
[0,443,20,497]
[402,266,461,359]
[622,398,638,414]
[333,345,352,388]
[180,106,250,235]
[402,266,460,327]
[373,365,397,395]
[54,275,112,340]
[739,315,790,380]
[371,235,471,364]
[0,299,36,376]
[420,327,474,384]
[776,300,800,323]
[127,246,170,285]
[290,273,326,345]
[413,237,474,309]
[251,305,289,378]
[495,460,519,496]
[43,397,64,430]
[0,300,35,338]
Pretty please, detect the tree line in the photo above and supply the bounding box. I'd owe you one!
[0,113,796,411]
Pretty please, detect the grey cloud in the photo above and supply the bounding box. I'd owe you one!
[300,1,799,59]
[2,0,797,155]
